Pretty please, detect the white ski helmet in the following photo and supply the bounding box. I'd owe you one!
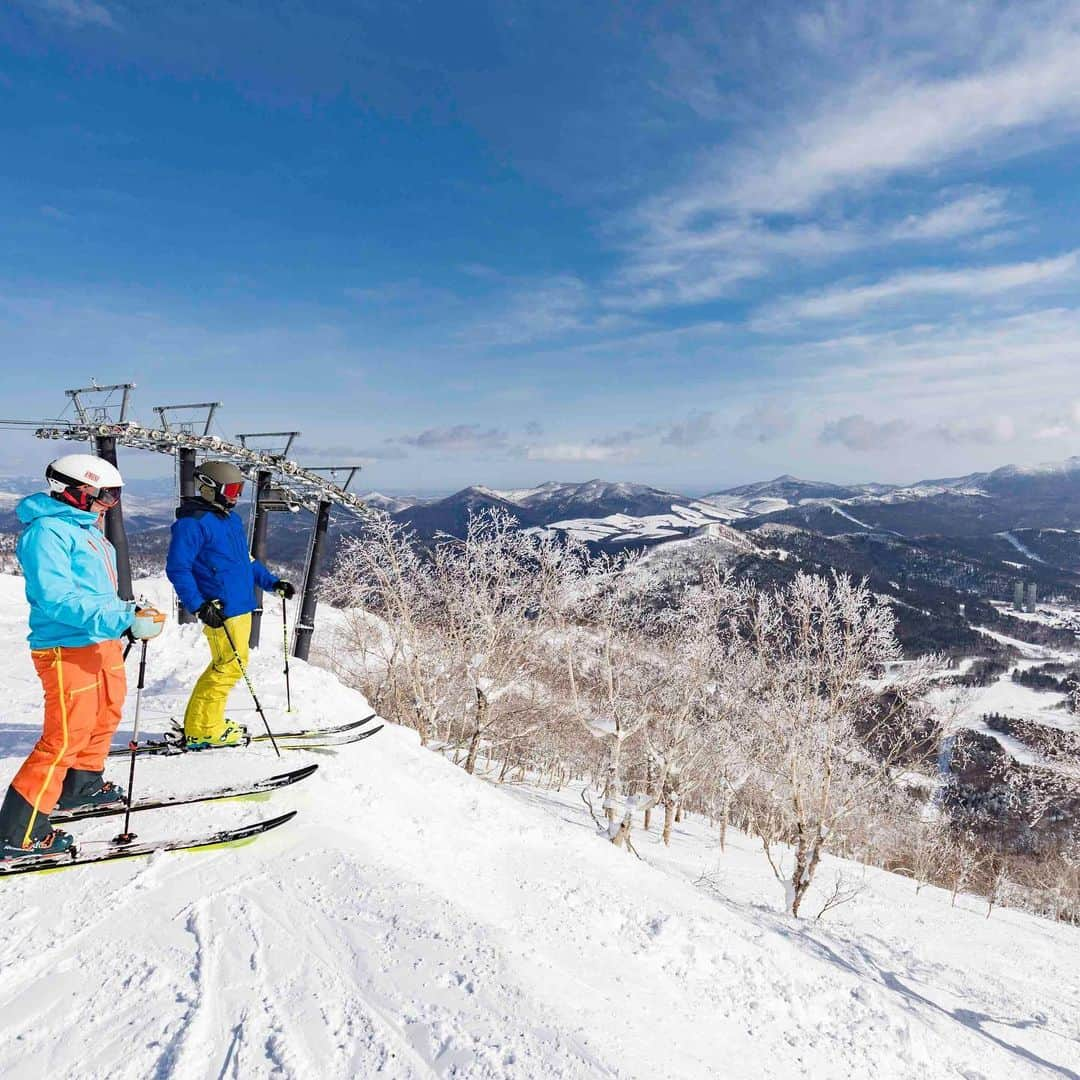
[46,453,124,512]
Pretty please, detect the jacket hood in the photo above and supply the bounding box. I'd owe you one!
[17,491,99,526]
[176,495,229,520]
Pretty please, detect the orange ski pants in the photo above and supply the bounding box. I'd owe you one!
[11,640,126,843]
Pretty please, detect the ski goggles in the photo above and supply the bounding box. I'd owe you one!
[221,481,244,501]
[88,486,121,509]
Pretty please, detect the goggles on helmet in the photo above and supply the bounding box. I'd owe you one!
[221,481,244,501]
[58,484,121,512]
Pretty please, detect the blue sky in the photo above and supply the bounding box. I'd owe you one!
[3,0,1080,494]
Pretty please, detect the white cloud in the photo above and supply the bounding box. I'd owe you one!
[758,251,1078,325]
[1032,399,1080,440]
[662,411,720,448]
[720,24,1080,214]
[890,189,1011,241]
[733,402,796,444]
[934,416,1017,445]
[607,7,1080,315]
[524,443,622,463]
[394,425,508,452]
[32,0,117,28]
[819,414,909,452]
[459,274,603,347]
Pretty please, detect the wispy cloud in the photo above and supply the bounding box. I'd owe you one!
[758,251,1078,325]
[933,417,1017,445]
[30,0,118,29]
[392,425,508,453]
[662,411,720,448]
[606,6,1080,316]
[733,401,796,444]
[890,188,1011,242]
[524,442,623,463]
[294,442,408,464]
[720,20,1080,215]
[819,414,909,452]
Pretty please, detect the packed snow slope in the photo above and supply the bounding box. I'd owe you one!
[0,576,1077,1080]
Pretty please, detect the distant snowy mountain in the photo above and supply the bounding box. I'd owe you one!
[510,479,687,522]
[393,485,539,540]
[392,480,691,541]
[357,490,417,514]
[706,474,874,504]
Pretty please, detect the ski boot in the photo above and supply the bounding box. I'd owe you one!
[185,719,249,751]
[55,780,126,812]
[56,768,127,811]
[0,829,74,861]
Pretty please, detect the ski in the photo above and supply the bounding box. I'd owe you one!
[108,712,381,758]
[0,811,297,879]
[255,711,379,740]
[50,764,319,824]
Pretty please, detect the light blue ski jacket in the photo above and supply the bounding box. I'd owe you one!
[16,493,135,649]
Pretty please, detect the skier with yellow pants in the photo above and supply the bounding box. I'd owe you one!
[166,461,294,749]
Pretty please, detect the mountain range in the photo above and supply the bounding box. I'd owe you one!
[379,458,1080,547]
[3,458,1080,656]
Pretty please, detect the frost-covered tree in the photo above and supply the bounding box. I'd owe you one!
[324,511,457,746]
[729,572,937,917]
[431,509,585,775]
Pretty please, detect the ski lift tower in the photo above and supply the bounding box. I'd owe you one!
[35,386,368,658]
[235,431,301,647]
[153,403,221,622]
[65,382,137,600]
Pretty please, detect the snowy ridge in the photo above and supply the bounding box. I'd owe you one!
[534,499,746,545]
[0,576,1076,1078]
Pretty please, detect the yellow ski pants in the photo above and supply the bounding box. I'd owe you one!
[183,612,251,740]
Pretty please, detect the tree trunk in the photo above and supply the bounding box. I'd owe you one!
[464,688,487,775]
[789,832,824,918]
[662,798,676,847]
[603,737,621,827]
[718,792,730,853]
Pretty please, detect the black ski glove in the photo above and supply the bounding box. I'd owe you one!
[273,580,296,600]
[196,599,226,628]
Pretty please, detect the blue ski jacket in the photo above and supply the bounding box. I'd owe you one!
[166,498,278,619]
[16,493,135,649]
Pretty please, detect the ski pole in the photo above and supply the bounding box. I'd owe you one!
[282,598,293,714]
[113,637,148,845]
[219,615,281,758]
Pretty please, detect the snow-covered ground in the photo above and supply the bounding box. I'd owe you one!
[0,575,1077,1079]
[536,500,747,545]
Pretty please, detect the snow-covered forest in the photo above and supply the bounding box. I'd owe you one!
[324,510,1080,926]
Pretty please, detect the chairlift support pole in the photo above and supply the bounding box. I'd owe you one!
[65,383,137,602]
[293,498,331,662]
[36,399,366,654]
[249,468,273,647]
[174,447,198,623]
[93,432,133,601]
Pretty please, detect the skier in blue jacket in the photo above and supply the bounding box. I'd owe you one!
[166,460,294,748]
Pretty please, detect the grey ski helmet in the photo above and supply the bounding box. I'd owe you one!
[195,460,245,509]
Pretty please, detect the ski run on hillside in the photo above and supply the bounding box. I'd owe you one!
[0,577,1076,1079]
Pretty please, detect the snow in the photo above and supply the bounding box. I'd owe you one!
[824,501,874,530]
[0,575,1077,1079]
[998,531,1048,564]
[538,501,748,545]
